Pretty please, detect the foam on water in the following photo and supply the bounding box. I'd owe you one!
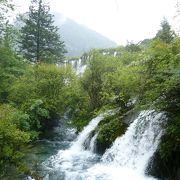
[42,110,166,180]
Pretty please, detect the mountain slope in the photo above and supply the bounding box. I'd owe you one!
[55,14,117,56]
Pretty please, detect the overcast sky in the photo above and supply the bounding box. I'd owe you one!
[13,0,178,45]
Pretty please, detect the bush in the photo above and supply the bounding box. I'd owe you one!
[0,46,27,102]
[9,64,84,132]
[96,115,127,154]
[0,104,30,176]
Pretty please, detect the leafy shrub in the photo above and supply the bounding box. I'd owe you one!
[96,116,127,153]
[9,64,84,132]
[0,104,30,176]
[0,46,27,102]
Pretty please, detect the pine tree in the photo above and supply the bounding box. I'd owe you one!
[155,19,176,44]
[19,0,66,63]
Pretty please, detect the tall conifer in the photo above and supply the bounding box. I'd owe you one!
[20,0,66,63]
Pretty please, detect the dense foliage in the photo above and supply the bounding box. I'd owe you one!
[0,104,30,176]
[0,45,81,175]
[0,0,14,39]
[79,36,180,179]
[0,46,26,103]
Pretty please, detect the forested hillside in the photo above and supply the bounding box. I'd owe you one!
[55,14,117,56]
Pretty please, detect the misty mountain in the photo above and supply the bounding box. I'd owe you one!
[54,14,117,56]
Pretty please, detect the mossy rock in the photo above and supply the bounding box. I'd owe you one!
[147,114,180,180]
[147,145,180,180]
[96,117,127,154]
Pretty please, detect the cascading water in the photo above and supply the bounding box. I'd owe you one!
[42,110,166,180]
[89,134,98,152]
[42,112,110,180]
[67,59,87,75]
[102,111,164,168]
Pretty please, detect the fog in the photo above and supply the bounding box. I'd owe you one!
[13,0,178,44]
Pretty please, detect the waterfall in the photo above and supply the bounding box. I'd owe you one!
[42,110,166,180]
[68,59,87,75]
[89,134,98,152]
[70,112,109,151]
[103,111,165,168]
[42,112,110,180]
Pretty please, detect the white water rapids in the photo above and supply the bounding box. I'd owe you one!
[41,110,166,180]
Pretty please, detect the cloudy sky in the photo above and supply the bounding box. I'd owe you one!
[13,0,178,45]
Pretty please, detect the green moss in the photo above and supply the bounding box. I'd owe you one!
[95,116,127,153]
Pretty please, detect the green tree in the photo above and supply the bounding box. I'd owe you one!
[19,0,66,63]
[0,104,30,177]
[0,0,14,42]
[125,42,141,52]
[81,50,119,109]
[155,19,176,43]
[0,46,27,102]
[2,22,19,49]
[9,64,83,131]
[81,49,141,110]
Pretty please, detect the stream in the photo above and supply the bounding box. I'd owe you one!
[25,110,166,180]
